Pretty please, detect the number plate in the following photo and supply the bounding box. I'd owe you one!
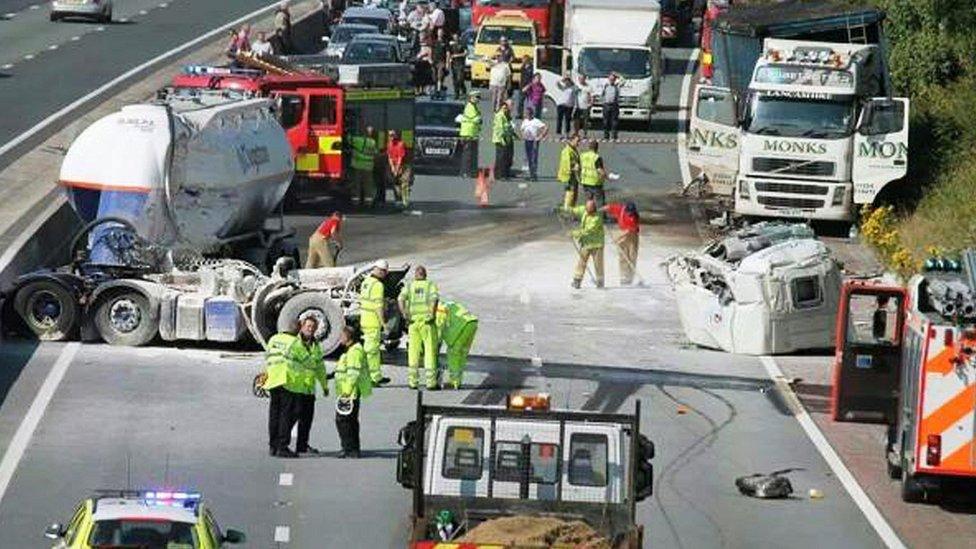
[425,147,451,156]
[776,208,808,217]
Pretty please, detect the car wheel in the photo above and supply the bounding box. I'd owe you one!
[94,290,158,346]
[12,280,79,341]
[276,292,345,355]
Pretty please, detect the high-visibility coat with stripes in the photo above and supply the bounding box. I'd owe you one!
[459,102,482,139]
[350,135,377,172]
[492,109,513,145]
[436,301,478,346]
[359,275,385,329]
[581,150,603,187]
[558,144,580,184]
[569,204,605,250]
[400,279,439,323]
[262,333,298,391]
[288,337,327,395]
[334,342,373,398]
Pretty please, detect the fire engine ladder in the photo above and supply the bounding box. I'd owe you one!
[845,15,868,44]
[233,51,307,76]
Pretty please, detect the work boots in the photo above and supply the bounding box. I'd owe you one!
[571,278,581,289]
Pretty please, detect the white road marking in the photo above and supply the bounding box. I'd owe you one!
[278,473,293,486]
[119,17,129,23]
[519,289,530,305]
[676,48,699,187]
[95,26,105,31]
[159,2,169,7]
[70,35,80,41]
[48,45,58,51]
[29,4,39,10]
[760,356,906,549]
[23,54,34,60]
[530,356,543,368]
[138,9,148,15]
[523,323,534,333]
[0,343,80,505]
[3,13,15,19]
[274,525,290,543]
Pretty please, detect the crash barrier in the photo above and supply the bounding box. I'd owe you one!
[474,167,493,207]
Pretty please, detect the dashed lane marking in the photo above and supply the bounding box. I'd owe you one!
[70,35,80,41]
[760,356,906,549]
[29,4,39,10]
[523,323,534,333]
[530,356,543,368]
[95,26,104,31]
[139,9,148,15]
[47,45,58,51]
[0,343,81,505]
[23,54,34,60]
[1,64,13,70]
[3,13,15,19]
[274,526,290,543]
[278,473,293,487]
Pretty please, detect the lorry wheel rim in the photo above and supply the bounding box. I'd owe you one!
[109,298,141,333]
[27,290,62,329]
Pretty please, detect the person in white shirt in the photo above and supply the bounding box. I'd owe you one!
[555,72,577,138]
[429,1,445,31]
[520,107,549,181]
[573,74,593,137]
[251,31,274,57]
[488,56,511,112]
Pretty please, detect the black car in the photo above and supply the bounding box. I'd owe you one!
[413,95,467,174]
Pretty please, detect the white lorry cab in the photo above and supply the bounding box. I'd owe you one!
[397,393,654,547]
[689,38,909,221]
[535,0,662,129]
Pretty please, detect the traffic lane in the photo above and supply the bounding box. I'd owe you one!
[0,0,176,67]
[0,0,44,16]
[776,355,976,548]
[0,344,282,547]
[0,0,290,152]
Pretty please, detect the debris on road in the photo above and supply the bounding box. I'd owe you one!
[664,222,841,354]
[809,488,824,499]
[459,516,612,548]
[735,468,800,499]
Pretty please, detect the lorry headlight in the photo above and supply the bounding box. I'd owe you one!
[831,186,844,206]
[738,180,750,200]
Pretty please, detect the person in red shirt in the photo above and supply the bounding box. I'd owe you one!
[604,201,640,285]
[386,130,412,207]
[305,211,344,268]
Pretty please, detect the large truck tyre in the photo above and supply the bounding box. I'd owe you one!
[93,289,158,346]
[276,292,345,355]
[900,466,925,503]
[12,280,80,341]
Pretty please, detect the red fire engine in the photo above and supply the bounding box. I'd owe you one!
[832,254,976,502]
[171,59,414,199]
[470,0,564,44]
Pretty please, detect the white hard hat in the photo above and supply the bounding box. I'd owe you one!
[373,259,389,271]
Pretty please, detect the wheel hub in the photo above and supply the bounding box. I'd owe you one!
[28,291,62,328]
[109,298,141,333]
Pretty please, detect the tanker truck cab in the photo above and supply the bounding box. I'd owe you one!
[688,38,909,221]
[396,393,653,546]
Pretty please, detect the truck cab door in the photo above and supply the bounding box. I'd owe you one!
[272,91,309,163]
[852,98,909,204]
[687,85,739,195]
[298,87,344,178]
[535,45,565,108]
[830,283,907,424]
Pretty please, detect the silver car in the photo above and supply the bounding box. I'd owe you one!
[50,0,113,23]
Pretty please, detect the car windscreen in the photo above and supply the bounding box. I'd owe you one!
[478,26,534,47]
[579,47,651,79]
[415,102,464,127]
[745,94,855,139]
[342,16,388,33]
[343,42,396,63]
[332,26,377,43]
[90,520,198,548]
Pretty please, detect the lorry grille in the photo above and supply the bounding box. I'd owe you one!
[618,96,640,107]
[757,196,825,209]
[752,157,835,177]
[754,182,829,195]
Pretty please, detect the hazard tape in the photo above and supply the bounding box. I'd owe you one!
[539,136,679,145]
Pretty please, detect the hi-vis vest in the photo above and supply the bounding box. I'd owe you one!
[437,301,478,346]
[359,275,385,329]
[351,135,377,171]
[334,342,372,398]
[581,150,602,187]
[263,333,298,391]
[459,102,482,139]
[402,279,439,323]
[558,145,580,184]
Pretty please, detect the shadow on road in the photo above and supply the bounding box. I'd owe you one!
[0,338,39,407]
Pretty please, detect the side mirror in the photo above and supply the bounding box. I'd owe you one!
[44,523,65,540]
[222,529,247,544]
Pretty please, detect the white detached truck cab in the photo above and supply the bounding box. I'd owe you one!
[689,38,909,221]
[536,0,662,129]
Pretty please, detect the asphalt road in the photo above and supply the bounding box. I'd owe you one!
[0,30,898,546]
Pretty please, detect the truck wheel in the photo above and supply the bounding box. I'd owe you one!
[886,456,902,480]
[276,292,344,355]
[94,290,158,346]
[12,280,79,341]
[900,467,925,503]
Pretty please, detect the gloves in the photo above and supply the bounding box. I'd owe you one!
[323,387,330,397]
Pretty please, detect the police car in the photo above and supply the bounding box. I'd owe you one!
[44,490,245,548]
[414,93,466,174]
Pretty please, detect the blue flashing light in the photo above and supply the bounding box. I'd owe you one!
[141,491,202,508]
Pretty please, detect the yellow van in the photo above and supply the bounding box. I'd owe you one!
[470,12,537,87]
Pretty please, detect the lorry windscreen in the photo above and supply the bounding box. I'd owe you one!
[579,48,651,79]
[745,94,854,139]
[478,26,534,46]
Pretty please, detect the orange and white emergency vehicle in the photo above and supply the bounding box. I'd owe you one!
[171,58,414,199]
[832,254,976,502]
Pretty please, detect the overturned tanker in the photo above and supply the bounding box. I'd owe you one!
[664,223,842,355]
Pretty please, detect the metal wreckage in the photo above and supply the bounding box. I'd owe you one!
[664,222,842,355]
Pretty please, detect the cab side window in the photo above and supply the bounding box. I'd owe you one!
[568,433,608,487]
[696,88,736,126]
[278,95,305,130]
[860,100,904,136]
[791,276,823,309]
[442,426,484,480]
[308,95,337,127]
[64,501,89,545]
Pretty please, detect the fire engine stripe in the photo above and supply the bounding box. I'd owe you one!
[940,438,976,471]
[920,384,976,440]
[925,344,955,375]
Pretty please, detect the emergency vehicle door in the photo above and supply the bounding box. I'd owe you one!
[490,420,560,501]
[688,85,739,195]
[535,45,566,109]
[831,284,906,424]
[852,97,909,204]
[298,87,344,178]
[273,92,312,169]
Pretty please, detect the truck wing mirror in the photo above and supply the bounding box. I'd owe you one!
[44,523,65,540]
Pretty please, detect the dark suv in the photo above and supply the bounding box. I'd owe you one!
[413,95,467,174]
